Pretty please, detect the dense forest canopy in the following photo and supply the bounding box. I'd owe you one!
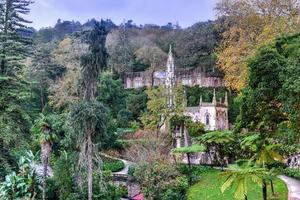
[33,19,221,72]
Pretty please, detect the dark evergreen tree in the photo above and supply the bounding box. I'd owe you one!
[30,43,65,110]
[0,0,33,176]
[68,21,109,200]
[0,0,33,75]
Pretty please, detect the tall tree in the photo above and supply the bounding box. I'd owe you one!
[0,0,33,176]
[32,114,58,200]
[236,34,300,136]
[215,0,300,91]
[106,24,135,73]
[68,21,109,200]
[141,85,185,133]
[29,43,65,110]
[0,0,33,75]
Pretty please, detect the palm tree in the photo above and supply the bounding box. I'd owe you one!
[221,163,268,200]
[198,131,234,168]
[171,144,206,185]
[241,134,284,197]
[32,114,57,200]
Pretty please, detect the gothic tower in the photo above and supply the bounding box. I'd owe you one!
[165,45,176,108]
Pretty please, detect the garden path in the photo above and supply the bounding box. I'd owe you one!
[99,152,131,175]
[100,153,143,200]
[279,175,300,200]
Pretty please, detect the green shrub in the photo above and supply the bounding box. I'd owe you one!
[282,168,300,180]
[133,162,189,200]
[103,158,125,172]
[178,165,213,184]
[92,171,128,200]
[53,152,75,200]
[128,164,137,177]
[179,165,212,176]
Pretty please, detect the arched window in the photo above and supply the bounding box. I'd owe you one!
[205,114,210,126]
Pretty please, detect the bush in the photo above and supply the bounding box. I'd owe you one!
[178,165,213,184]
[128,164,137,177]
[53,152,75,200]
[281,168,300,180]
[133,162,189,200]
[103,158,125,172]
[92,171,128,200]
[117,109,133,128]
[179,165,212,175]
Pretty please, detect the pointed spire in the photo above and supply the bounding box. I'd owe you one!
[224,92,228,106]
[212,89,216,105]
[167,44,174,73]
[199,95,203,106]
[183,89,187,107]
[165,44,175,109]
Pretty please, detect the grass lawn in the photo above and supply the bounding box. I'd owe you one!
[188,169,288,200]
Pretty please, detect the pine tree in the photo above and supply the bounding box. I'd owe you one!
[69,21,109,200]
[0,0,33,176]
[0,0,33,75]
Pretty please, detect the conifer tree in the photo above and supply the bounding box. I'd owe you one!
[0,0,33,75]
[0,0,33,176]
[69,21,109,200]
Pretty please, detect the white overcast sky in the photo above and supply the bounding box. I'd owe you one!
[28,0,219,29]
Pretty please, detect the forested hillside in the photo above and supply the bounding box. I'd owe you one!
[33,19,221,73]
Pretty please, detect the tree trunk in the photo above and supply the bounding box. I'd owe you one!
[87,132,93,200]
[40,85,44,110]
[262,181,267,200]
[41,141,51,200]
[30,171,36,200]
[173,154,177,164]
[270,180,275,195]
[245,194,248,200]
[187,153,192,185]
[187,153,191,169]
[207,147,214,167]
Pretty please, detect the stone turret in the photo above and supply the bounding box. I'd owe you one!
[166,45,175,108]
[199,95,203,106]
[212,89,217,105]
[224,92,228,106]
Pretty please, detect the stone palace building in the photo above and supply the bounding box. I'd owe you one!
[123,55,224,89]
[124,46,229,133]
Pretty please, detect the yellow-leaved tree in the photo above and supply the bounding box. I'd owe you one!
[141,85,185,133]
[215,0,300,91]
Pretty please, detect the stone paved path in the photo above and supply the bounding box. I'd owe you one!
[99,152,132,175]
[100,153,142,199]
[279,175,300,200]
[114,159,130,175]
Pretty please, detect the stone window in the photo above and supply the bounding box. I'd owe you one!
[205,114,210,126]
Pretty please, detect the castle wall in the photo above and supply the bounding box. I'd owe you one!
[215,106,229,130]
[124,68,224,89]
[199,105,217,131]
[184,104,219,131]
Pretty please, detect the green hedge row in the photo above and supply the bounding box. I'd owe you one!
[282,168,300,180]
[103,159,125,172]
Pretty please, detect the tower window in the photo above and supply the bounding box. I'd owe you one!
[205,114,210,126]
